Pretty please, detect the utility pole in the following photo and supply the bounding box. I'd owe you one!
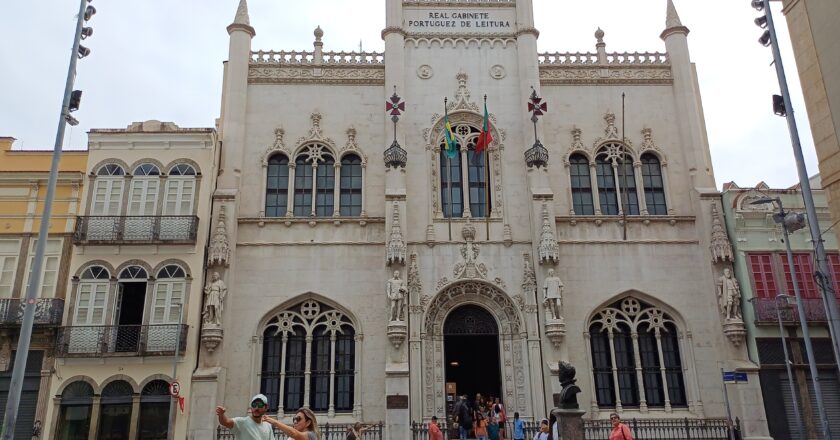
[0,0,95,437]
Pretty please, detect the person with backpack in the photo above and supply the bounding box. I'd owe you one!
[456,395,473,440]
[533,419,550,440]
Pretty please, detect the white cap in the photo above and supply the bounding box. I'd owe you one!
[251,394,269,405]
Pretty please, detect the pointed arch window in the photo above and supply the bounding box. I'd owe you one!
[436,122,496,219]
[340,154,363,216]
[569,154,594,215]
[641,153,667,215]
[595,144,639,215]
[294,156,314,216]
[595,154,618,215]
[587,297,686,410]
[266,155,290,217]
[260,299,358,414]
[467,147,490,218]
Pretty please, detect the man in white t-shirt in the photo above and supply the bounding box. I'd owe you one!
[216,394,273,439]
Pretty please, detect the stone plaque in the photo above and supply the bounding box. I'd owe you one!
[404,8,515,34]
[386,395,409,409]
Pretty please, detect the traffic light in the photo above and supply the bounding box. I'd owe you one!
[69,91,83,112]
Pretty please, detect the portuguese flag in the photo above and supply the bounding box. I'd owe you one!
[475,100,493,154]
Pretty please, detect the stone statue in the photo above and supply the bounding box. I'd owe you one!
[203,272,227,326]
[557,361,581,410]
[543,269,564,320]
[717,267,742,321]
[387,271,407,322]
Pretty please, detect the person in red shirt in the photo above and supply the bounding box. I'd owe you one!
[609,413,633,440]
[428,416,443,440]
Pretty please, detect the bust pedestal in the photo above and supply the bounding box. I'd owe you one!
[551,408,586,440]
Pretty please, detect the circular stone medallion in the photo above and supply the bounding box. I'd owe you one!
[417,64,433,79]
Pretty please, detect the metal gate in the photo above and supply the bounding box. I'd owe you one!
[0,351,43,439]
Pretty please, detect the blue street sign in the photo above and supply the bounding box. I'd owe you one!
[722,371,748,383]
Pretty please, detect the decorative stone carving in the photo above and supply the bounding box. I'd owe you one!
[295,112,336,151]
[202,272,227,326]
[386,204,406,266]
[408,253,423,298]
[543,269,564,320]
[208,206,231,267]
[262,128,291,166]
[538,204,560,265]
[248,65,386,86]
[710,203,734,264]
[341,127,368,166]
[454,222,488,280]
[489,64,506,79]
[387,320,408,349]
[387,271,407,322]
[417,64,433,79]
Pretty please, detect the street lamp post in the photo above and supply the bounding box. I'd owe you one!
[0,0,95,437]
[774,294,803,440]
[752,0,840,380]
[751,197,831,439]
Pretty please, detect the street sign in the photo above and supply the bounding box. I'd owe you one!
[169,381,181,397]
[722,371,748,384]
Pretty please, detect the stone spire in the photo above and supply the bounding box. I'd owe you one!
[234,0,250,26]
[661,0,689,39]
[665,0,682,28]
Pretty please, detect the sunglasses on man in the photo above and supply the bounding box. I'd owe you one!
[251,401,267,409]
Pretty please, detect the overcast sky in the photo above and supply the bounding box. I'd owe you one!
[0,0,817,189]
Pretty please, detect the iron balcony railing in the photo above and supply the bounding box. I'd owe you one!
[0,298,64,326]
[73,215,199,244]
[751,297,828,324]
[411,418,736,440]
[217,422,383,440]
[55,324,188,357]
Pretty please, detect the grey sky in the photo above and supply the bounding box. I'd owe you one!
[0,0,816,189]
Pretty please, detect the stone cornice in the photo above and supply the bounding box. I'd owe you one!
[381,27,408,39]
[539,65,673,86]
[515,27,540,38]
[660,26,690,41]
[402,0,515,7]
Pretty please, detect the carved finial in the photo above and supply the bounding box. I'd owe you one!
[595,27,605,44]
[314,25,324,42]
[346,127,357,145]
[604,112,619,139]
[274,128,285,146]
[710,202,734,264]
[538,204,560,265]
[387,204,407,266]
[208,206,231,267]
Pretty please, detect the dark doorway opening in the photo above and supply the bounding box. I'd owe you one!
[116,282,146,352]
[444,305,502,401]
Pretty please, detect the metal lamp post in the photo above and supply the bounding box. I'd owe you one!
[752,0,840,380]
[0,0,95,437]
[774,294,803,440]
[751,197,831,439]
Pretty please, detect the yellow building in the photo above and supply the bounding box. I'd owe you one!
[0,136,87,437]
[782,0,840,243]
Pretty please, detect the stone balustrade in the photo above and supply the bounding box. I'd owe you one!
[539,51,669,65]
[251,50,385,65]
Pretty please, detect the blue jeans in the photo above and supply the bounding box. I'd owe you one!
[477,436,488,440]
[460,425,468,440]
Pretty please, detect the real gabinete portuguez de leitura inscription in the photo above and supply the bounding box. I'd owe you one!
[407,11,512,30]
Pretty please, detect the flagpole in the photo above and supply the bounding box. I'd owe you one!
[484,95,491,241]
[620,92,628,241]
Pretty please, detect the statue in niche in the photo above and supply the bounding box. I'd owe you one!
[387,270,407,322]
[543,269,564,320]
[203,272,227,326]
[717,267,742,321]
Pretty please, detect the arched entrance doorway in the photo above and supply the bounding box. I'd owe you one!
[443,305,502,403]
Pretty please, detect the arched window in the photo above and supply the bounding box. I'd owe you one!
[588,297,686,409]
[595,144,639,215]
[261,299,357,414]
[641,153,667,215]
[150,265,186,352]
[98,380,133,439]
[315,155,335,216]
[294,157,314,217]
[127,164,161,240]
[266,155,290,217]
[90,164,126,240]
[162,164,196,240]
[569,154,594,215]
[340,154,363,216]
[56,381,94,440]
[440,147,464,218]
[73,266,109,326]
[139,380,171,440]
